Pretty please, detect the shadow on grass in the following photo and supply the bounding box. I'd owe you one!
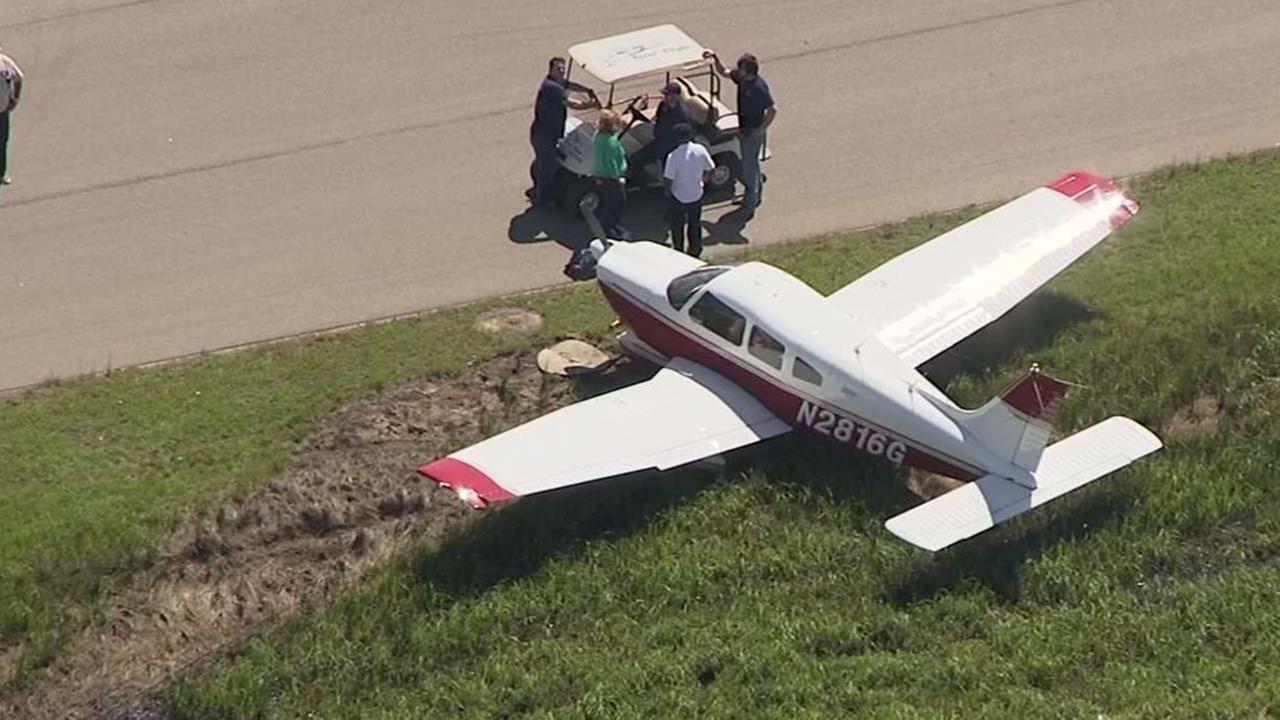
[754,437,920,520]
[883,482,1138,607]
[920,289,1097,387]
[411,355,743,601]
[411,464,725,601]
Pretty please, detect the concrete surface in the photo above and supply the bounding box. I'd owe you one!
[1,0,1278,389]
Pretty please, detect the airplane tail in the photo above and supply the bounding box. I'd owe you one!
[890,366,1162,551]
[941,365,1071,481]
[885,417,1161,551]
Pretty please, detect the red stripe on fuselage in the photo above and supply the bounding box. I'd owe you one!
[599,282,981,481]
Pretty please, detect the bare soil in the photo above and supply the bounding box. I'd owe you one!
[475,307,545,334]
[905,469,965,500]
[3,350,598,720]
[1163,395,1225,442]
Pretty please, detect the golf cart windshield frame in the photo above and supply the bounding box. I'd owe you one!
[566,61,722,113]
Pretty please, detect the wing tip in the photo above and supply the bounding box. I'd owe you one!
[418,457,515,509]
[1045,170,1139,229]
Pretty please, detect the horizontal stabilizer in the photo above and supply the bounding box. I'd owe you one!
[885,417,1161,551]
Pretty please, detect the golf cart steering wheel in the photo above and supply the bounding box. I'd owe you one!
[618,94,649,137]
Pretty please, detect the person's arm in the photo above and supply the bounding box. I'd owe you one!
[702,49,733,79]
[760,105,777,131]
[565,81,599,110]
[567,96,597,110]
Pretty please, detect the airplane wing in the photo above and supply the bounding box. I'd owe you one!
[827,171,1139,368]
[419,357,792,507]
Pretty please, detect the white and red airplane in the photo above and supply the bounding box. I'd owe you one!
[419,171,1161,551]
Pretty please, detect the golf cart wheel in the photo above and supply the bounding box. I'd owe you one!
[565,180,603,219]
[707,153,741,197]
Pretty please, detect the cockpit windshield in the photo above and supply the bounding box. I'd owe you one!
[666,266,730,311]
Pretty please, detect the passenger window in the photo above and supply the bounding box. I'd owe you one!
[793,356,823,386]
[748,326,785,370]
[688,292,746,345]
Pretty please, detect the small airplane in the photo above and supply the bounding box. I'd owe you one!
[419,171,1161,551]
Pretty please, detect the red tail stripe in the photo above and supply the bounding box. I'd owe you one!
[1000,372,1069,421]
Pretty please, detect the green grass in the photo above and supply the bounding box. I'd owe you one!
[7,151,1280,716]
[0,284,617,687]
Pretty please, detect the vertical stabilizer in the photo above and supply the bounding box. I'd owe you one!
[932,366,1072,486]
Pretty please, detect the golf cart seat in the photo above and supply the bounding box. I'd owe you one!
[675,77,739,142]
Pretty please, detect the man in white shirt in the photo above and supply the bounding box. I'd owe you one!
[662,123,715,258]
[0,45,24,186]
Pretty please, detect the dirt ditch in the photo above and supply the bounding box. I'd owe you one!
[4,349,637,720]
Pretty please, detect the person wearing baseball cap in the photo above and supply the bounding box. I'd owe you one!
[628,81,692,184]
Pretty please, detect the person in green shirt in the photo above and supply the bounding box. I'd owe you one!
[593,109,631,237]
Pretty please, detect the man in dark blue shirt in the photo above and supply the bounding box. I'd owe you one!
[705,50,777,214]
[529,57,598,207]
[628,82,692,183]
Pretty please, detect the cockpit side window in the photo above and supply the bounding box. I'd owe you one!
[667,266,730,311]
[689,292,746,345]
[748,326,785,370]
[793,356,823,386]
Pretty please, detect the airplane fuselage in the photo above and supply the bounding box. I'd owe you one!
[593,242,1020,482]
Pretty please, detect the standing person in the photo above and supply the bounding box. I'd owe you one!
[0,44,23,187]
[592,109,630,237]
[704,49,776,214]
[663,123,715,258]
[529,57,597,207]
[628,82,691,184]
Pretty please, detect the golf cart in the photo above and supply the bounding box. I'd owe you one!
[541,25,746,218]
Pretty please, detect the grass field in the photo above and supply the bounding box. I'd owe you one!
[6,152,1280,716]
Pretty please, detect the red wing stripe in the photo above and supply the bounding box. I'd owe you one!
[1045,170,1117,200]
[418,457,515,508]
[1045,170,1138,229]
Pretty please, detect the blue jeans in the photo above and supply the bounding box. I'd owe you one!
[739,130,765,209]
[668,197,704,257]
[530,132,561,206]
[0,112,9,180]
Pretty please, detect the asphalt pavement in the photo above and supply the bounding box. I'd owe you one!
[2,0,1278,389]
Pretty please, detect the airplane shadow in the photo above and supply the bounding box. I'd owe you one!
[410,357,738,602]
[882,482,1138,607]
[410,461,726,601]
[920,289,1097,387]
[753,437,921,520]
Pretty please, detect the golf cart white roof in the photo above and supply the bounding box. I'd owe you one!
[569,24,708,84]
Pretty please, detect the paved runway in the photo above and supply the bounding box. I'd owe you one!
[2,1,1278,389]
